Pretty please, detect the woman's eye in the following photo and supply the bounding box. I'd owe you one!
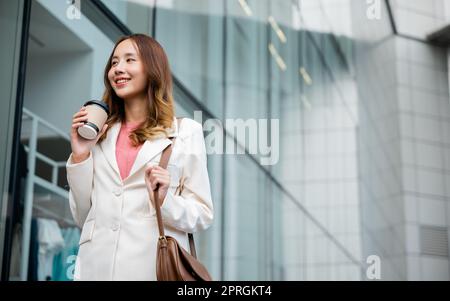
[127,58,134,62]
[111,61,118,66]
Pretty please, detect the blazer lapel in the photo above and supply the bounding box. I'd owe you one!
[127,117,179,178]
[99,118,179,181]
[99,122,121,178]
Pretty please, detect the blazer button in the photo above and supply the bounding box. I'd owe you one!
[111,223,120,231]
[113,188,122,196]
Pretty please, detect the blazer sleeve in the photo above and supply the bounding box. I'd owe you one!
[66,152,94,228]
[160,123,214,233]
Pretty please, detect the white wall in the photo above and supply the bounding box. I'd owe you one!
[353,0,450,280]
[396,36,450,281]
[391,0,448,39]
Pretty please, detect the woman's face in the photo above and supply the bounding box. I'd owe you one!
[108,39,147,101]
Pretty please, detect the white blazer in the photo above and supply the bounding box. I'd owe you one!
[66,117,214,281]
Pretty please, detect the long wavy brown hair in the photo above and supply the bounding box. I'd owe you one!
[98,34,175,146]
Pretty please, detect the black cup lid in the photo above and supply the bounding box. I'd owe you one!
[83,100,110,115]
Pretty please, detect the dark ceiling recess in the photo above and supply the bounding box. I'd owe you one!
[427,24,450,47]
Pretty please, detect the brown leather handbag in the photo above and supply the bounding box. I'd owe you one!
[154,118,212,281]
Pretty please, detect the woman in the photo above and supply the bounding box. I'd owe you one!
[66,34,214,281]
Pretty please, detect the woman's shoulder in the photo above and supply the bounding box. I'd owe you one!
[177,117,203,138]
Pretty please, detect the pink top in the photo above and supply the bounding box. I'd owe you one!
[116,121,144,180]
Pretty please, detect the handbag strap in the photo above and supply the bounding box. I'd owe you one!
[154,117,197,258]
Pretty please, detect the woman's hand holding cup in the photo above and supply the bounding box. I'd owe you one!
[70,106,108,163]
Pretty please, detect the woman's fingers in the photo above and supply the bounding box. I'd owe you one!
[150,178,169,190]
[149,173,170,182]
[145,166,170,190]
[147,170,170,180]
[149,170,169,177]
[149,166,169,174]
[71,122,85,128]
[96,124,108,136]
[145,165,168,175]
[94,124,108,143]
[73,110,87,119]
[73,116,88,123]
[71,108,87,134]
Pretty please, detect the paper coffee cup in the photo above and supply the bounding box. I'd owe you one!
[77,100,110,140]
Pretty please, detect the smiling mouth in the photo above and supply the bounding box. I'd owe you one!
[115,78,131,86]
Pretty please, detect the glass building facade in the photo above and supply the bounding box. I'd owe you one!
[0,0,449,280]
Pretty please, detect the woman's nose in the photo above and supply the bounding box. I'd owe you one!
[114,61,125,74]
[114,66,125,74]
